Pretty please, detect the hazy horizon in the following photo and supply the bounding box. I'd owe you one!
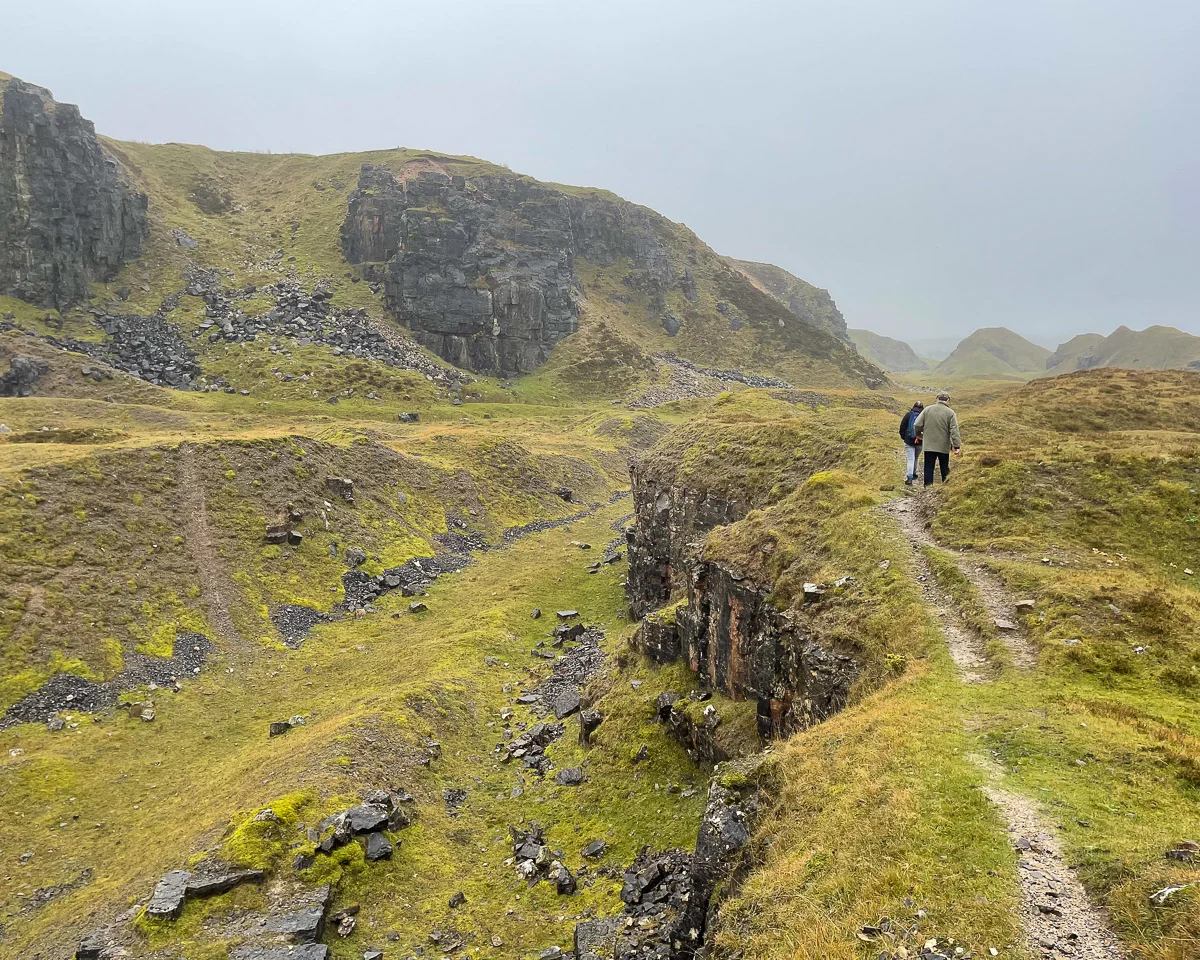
[4,0,1196,343]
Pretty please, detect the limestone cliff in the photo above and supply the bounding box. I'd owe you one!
[341,163,674,377]
[0,74,148,309]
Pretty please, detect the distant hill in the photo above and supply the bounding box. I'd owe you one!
[727,259,849,340]
[848,329,928,372]
[1047,325,1200,372]
[935,327,1051,379]
[907,336,962,362]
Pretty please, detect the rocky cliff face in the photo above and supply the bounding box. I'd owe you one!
[0,76,148,309]
[625,460,744,619]
[341,163,676,377]
[627,466,859,738]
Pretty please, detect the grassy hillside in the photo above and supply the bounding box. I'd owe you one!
[725,258,849,340]
[1048,325,1200,372]
[934,326,1051,380]
[848,327,929,372]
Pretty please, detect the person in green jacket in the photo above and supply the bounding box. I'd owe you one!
[913,392,961,485]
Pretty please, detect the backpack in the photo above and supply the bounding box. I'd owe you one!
[899,411,917,444]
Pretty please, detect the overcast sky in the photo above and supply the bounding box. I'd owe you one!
[4,1,1197,343]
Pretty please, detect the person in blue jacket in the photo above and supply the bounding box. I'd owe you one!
[898,401,924,485]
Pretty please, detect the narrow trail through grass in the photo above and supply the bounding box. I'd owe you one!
[886,491,1128,959]
[176,442,244,648]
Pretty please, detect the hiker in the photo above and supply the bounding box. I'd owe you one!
[913,392,961,485]
[898,401,924,485]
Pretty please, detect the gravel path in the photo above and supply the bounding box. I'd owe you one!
[883,498,991,683]
[887,489,1125,958]
[886,492,1036,669]
[973,753,1127,959]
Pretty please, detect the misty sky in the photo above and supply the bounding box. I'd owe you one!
[4,1,1197,343]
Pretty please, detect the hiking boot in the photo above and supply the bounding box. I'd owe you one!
[904,477,913,486]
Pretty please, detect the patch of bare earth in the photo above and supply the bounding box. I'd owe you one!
[176,443,244,647]
[972,753,1127,959]
[883,498,991,683]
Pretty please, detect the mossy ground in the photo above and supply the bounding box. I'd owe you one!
[4,341,1200,960]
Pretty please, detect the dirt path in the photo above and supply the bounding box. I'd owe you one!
[887,491,1125,957]
[177,443,244,648]
[885,494,1036,669]
[972,753,1127,959]
[883,498,992,682]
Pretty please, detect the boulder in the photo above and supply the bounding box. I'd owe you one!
[263,884,333,942]
[344,803,390,834]
[364,832,393,861]
[553,688,582,719]
[574,916,620,960]
[555,766,585,786]
[581,838,607,859]
[146,869,191,919]
[397,412,420,423]
[324,476,355,503]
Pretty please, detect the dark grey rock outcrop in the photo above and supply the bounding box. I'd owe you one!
[341,163,674,377]
[0,354,49,396]
[626,464,859,737]
[0,76,147,309]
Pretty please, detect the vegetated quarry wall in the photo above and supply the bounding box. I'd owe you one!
[626,458,860,740]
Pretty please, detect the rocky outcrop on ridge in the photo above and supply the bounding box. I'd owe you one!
[0,75,147,309]
[341,163,677,377]
[727,258,849,340]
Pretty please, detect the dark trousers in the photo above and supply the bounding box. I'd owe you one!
[924,451,950,485]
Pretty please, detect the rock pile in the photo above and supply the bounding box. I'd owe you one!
[341,551,472,610]
[186,273,461,386]
[509,822,577,893]
[1,632,213,730]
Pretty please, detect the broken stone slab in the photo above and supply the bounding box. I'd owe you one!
[550,860,576,894]
[409,601,427,614]
[344,803,390,834]
[263,884,333,942]
[555,610,579,619]
[578,708,603,746]
[231,947,329,960]
[581,838,607,859]
[574,916,620,960]
[802,582,826,603]
[324,476,355,503]
[146,869,191,919]
[397,411,420,423]
[553,688,581,719]
[1014,599,1036,613]
[364,832,393,861]
[75,932,108,960]
[994,618,1018,632]
[531,607,542,619]
[185,868,264,897]
[364,950,384,960]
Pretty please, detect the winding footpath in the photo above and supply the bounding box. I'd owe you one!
[886,491,1126,960]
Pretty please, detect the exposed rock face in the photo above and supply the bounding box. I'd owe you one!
[0,76,147,309]
[579,762,761,960]
[0,354,49,396]
[676,559,859,736]
[625,461,743,619]
[627,467,859,737]
[341,163,673,377]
